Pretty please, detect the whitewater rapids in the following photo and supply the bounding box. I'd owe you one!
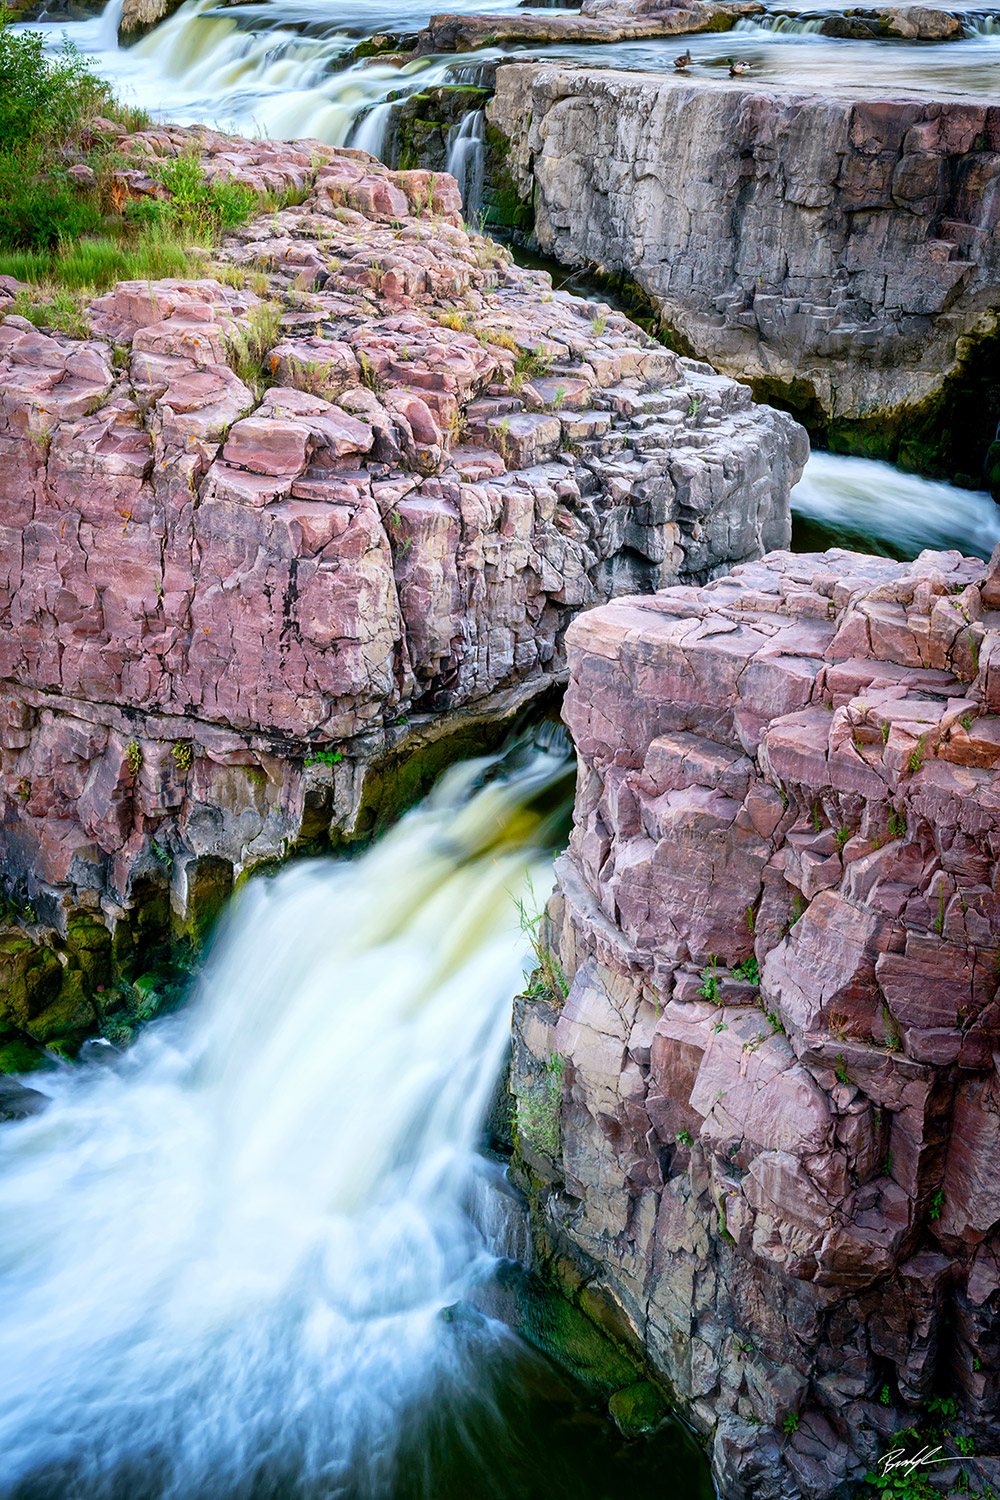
[0,736,571,1500]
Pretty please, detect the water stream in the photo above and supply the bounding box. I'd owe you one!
[19,0,1000,159]
[0,734,712,1500]
[790,452,1000,560]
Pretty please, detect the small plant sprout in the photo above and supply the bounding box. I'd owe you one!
[676,1128,694,1147]
[783,1414,799,1437]
[734,955,760,985]
[908,734,928,774]
[698,957,720,1002]
[928,1190,944,1221]
[125,741,143,777]
[834,827,851,851]
[304,748,344,767]
[514,874,568,1005]
[171,742,193,771]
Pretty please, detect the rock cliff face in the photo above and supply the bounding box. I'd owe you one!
[487,66,1000,480]
[513,542,1000,1499]
[0,124,805,1061]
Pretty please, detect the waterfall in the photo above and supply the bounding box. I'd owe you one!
[791,451,1000,560]
[965,12,1000,35]
[349,98,396,159]
[97,0,124,49]
[445,108,486,222]
[20,0,497,151]
[0,733,574,1500]
[734,13,825,34]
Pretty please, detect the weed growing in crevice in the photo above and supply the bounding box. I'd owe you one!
[226,300,282,399]
[516,1052,564,1158]
[515,876,568,1007]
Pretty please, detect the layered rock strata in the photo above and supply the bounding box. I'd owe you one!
[513,542,1000,1499]
[488,66,1000,480]
[0,124,805,1059]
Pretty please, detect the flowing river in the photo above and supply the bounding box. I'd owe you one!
[3,0,1000,1491]
[0,733,710,1499]
[19,0,1000,153]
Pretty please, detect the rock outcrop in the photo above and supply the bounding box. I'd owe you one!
[513,542,1000,1499]
[117,0,185,41]
[487,66,1000,482]
[0,124,805,1061]
[414,2,761,53]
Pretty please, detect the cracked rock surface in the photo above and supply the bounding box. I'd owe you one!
[488,65,1000,468]
[513,542,1000,1500]
[0,125,804,1053]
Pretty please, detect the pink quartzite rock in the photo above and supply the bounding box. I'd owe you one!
[0,122,805,1067]
[512,544,1000,1500]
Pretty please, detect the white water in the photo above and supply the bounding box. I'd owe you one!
[0,738,570,1499]
[445,108,486,222]
[22,0,507,146]
[791,451,1000,560]
[734,14,825,35]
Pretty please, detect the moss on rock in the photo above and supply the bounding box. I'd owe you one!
[608,1380,669,1438]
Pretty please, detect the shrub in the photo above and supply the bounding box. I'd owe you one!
[0,24,114,149]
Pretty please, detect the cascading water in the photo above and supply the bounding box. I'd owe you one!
[0,734,604,1500]
[964,11,1000,34]
[734,14,825,34]
[445,108,486,221]
[791,451,1000,560]
[18,0,513,148]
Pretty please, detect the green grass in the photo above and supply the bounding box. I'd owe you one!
[0,231,194,292]
[0,18,288,322]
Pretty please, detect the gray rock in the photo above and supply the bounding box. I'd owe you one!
[487,66,1000,468]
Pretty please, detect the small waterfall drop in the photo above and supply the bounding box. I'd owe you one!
[445,108,486,222]
[0,735,575,1500]
[97,0,124,49]
[791,451,1000,561]
[735,13,825,34]
[349,98,396,158]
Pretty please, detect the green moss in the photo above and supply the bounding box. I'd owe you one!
[66,912,112,989]
[492,1260,639,1394]
[27,967,95,1045]
[481,120,534,240]
[0,1038,43,1072]
[182,855,233,949]
[609,1380,669,1438]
